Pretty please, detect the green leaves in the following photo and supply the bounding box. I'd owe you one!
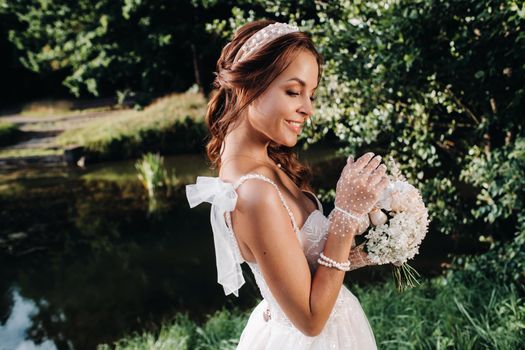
[3,0,213,101]
[296,0,524,244]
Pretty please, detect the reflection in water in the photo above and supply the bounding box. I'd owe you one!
[0,288,57,350]
[0,182,260,349]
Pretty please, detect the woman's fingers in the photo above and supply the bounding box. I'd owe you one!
[368,165,387,185]
[376,164,387,173]
[362,155,382,174]
[352,152,375,171]
[378,176,390,190]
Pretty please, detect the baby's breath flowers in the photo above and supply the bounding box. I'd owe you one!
[364,157,430,292]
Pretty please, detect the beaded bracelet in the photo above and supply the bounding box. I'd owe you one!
[317,252,351,271]
[334,206,368,226]
[328,206,369,237]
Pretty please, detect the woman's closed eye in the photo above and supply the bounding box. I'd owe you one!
[286,90,316,102]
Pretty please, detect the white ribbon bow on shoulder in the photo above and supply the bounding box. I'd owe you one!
[186,176,245,297]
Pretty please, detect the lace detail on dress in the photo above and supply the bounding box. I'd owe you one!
[246,262,296,328]
[300,211,330,270]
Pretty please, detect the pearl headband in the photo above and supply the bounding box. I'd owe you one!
[233,22,300,63]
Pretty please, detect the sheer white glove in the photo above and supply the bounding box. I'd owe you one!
[328,152,389,237]
[348,242,377,270]
[336,152,389,214]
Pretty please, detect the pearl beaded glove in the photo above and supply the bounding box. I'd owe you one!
[328,152,389,237]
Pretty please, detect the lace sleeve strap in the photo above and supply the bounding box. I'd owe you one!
[185,176,245,297]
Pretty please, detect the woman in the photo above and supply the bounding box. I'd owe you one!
[186,19,389,349]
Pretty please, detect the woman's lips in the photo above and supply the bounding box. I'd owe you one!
[285,120,303,134]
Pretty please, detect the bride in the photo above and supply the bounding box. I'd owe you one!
[186,19,389,349]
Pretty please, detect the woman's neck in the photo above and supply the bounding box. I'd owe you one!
[221,119,271,163]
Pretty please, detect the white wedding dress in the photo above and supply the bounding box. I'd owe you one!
[186,173,377,350]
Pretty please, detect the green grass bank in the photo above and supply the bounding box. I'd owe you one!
[97,238,524,350]
[56,92,208,161]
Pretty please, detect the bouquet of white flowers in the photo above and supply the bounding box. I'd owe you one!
[363,157,430,292]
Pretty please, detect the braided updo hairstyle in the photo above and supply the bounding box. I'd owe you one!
[205,19,324,191]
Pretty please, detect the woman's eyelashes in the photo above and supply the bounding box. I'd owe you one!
[286,90,316,102]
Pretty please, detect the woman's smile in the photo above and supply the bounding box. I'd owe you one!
[284,119,303,134]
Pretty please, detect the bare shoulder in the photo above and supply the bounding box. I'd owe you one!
[220,163,279,200]
[230,164,280,208]
[221,164,288,239]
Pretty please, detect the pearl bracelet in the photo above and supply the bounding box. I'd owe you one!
[317,252,351,272]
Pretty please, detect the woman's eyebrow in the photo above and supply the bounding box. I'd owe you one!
[285,77,317,91]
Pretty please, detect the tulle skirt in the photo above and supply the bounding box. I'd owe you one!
[236,286,377,350]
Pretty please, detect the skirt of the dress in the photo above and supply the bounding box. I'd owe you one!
[236,286,377,350]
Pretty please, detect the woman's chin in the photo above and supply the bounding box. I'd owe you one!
[281,137,298,148]
[271,131,298,147]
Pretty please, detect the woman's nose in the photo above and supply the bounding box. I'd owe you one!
[300,96,314,117]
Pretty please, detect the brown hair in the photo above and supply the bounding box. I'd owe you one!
[205,19,323,191]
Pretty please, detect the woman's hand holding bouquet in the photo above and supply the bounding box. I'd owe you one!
[341,155,430,292]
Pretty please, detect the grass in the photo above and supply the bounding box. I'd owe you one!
[96,310,247,350]
[21,99,74,116]
[96,242,525,350]
[56,92,207,160]
[0,92,207,160]
[19,99,115,118]
[0,148,63,158]
[357,277,523,349]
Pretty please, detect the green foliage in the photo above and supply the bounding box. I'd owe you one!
[97,309,248,350]
[97,313,197,350]
[461,137,525,236]
[360,277,524,349]
[193,309,248,350]
[3,0,217,101]
[317,0,523,242]
[0,121,22,147]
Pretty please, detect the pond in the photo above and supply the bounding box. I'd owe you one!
[0,146,480,350]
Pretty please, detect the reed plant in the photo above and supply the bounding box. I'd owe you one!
[135,153,170,198]
[135,152,179,214]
